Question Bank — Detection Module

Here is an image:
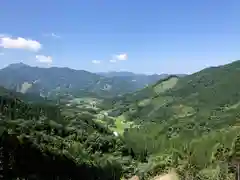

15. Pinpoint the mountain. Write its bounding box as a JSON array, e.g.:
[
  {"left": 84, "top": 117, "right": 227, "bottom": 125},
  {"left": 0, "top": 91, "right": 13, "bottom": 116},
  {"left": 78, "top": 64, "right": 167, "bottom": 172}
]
[
  {"left": 0, "top": 63, "right": 167, "bottom": 99},
  {"left": 98, "top": 71, "right": 185, "bottom": 78},
  {"left": 110, "top": 60, "right": 240, "bottom": 127},
  {"left": 0, "top": 85, "right": 52, "bottom": 104},
  {"left": 106, "top": 59, "right": 240, "bottom": 150},
  {"left": 98, "top": 71, "right": 186, "bottom": 90},
  {"left": 6, "top": 62, "right": 29, "bottom": 69},
  {"left": 97, "top": 71, "right": 141, "bottom": 77},
  {"left": 98, "top": 60, "right": 240, "bottom": 178},
  {"left": 2, "top": 60, "right": 240, "bottom": 179}
]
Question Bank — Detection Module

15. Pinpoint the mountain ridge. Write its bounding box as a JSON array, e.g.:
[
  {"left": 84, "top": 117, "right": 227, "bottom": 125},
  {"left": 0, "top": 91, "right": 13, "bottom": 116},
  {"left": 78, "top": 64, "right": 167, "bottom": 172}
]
[
  {"left": 1, "top": 60, "right": 240, "bottom": 179},
  {"left": 0, "top": 63, "right": 177, "bottom": 99},
  {"left": 109, "top": 59, "right": 240, "bottom": 135}
]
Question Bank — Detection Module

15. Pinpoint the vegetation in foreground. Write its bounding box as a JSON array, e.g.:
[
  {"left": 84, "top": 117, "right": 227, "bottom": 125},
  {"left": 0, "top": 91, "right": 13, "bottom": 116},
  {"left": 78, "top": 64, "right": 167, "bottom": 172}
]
[{"left": 1, "top": 60, "right": 240, "bottom": 179}]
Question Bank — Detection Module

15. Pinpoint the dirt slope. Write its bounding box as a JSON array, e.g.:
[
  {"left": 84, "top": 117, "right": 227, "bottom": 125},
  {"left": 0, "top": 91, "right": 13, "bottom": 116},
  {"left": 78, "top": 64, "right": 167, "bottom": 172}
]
[{"left": 151, "top": 170, "right": 179, "bottom": 180}]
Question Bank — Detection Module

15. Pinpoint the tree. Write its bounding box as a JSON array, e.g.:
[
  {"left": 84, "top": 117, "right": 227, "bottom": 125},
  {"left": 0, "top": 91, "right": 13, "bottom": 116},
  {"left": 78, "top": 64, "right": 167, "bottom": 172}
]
[{"left": 230, "top": 134, "right": 240, "bottom": 180}]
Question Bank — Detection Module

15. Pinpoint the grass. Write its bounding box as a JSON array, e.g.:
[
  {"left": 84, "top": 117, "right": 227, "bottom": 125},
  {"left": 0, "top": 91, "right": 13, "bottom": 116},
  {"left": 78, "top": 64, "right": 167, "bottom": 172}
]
[
  {"left": 95, "top": 114, "right": 136, "bottom": 135},
  {"left": 172, "top": 105, "right": 195, "bottom": 118},
  {"left": 138, "top": 98, "right": 151, "bottom": 107},
  {"left": 153, "top": 77, "right": 178, "bottom": 94},
  {"left": 108, "top": 116, "right": 131, "bottom": 135},
  {"left": 147, "top": 96, "right": 174, "bottom": 117},
  {"left": 151, "top": 96, "right": 173, "bottom": 107}
]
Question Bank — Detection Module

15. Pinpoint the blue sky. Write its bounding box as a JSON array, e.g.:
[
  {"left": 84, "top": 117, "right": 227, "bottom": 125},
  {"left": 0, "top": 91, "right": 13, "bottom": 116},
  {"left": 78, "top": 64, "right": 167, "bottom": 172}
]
[{"left": 0, "top": 0, "right": 240, "bottom": 74}]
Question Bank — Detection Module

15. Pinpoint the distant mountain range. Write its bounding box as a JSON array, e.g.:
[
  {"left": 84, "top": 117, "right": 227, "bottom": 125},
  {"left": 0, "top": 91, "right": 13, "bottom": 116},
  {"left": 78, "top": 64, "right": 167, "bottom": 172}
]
[
  {"left": 0, "top": 63, "right": 184, "bottom": 99},
  {"left": 98, "top": 71, "right": 186, "bottom": 88},
  {"left": 97, "top": 71, "right": 185, "bottom": 77},
  {"left": 97, "top": 71, "right": 165, "bottom": 77}
]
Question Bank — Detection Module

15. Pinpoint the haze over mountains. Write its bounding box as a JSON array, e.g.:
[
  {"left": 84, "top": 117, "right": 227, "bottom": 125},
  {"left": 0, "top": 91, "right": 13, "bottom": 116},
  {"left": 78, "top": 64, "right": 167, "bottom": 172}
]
[{"left": 0, "top": 63, "right": 183, "bottom": 99}]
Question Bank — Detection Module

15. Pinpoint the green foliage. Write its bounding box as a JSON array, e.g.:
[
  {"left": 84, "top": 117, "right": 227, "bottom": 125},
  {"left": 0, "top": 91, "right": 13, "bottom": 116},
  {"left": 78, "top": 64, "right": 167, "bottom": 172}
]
[
  {"left": 3, "top": 60, "right": 240, "bottom": 179},
  {"left": 0, "top": 63, "right": 169, "bottom": 99},
  {"left": 102, "top": 60, "right": 240, "bottom": 179},
  {"left": 0, "top": 92, "right": 134, "bottom": 179},
  {"left": 230, "top": 134, "right": 240, "bottom": 165}
]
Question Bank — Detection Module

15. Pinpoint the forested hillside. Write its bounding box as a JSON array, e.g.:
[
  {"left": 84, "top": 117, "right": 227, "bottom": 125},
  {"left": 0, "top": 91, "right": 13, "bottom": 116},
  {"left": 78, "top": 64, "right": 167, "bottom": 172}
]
[
  {"left": 100, "top": 60, "right": 240, "bottom": 179},
  {"left": 0, "top": 91, "right": 132, "bottom": 179},
  {"left": 0, "top": 63, "right": 167, "bottom": 99},
  {"left": 1, "top": 60, "right": 240, "bottom": 179}
]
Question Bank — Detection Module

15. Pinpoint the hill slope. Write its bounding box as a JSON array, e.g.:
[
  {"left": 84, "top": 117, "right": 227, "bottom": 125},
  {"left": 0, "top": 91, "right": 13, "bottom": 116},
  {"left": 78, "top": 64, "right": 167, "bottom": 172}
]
[
  {"left": 0, "top": 87, "right": 133, "bottom": 179},
  {"left": 2, "top": 60, "right": 240, "bottom": 179},
  {"left": 0, "top": 85, "right": 51, "bottom": 104},
  {"left": 112, "top": 60, "right": 240, "bottom": 128},
  {"left": 98, "top": 60, "right": 240, "bottom": 178},
  {"left": 0, "top": 63, "right": 168, "bottom": 99}
]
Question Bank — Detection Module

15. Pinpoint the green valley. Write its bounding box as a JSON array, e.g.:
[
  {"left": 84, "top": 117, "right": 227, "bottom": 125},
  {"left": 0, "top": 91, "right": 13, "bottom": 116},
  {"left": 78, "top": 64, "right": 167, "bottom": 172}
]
[{"left": 1, "top": 60, "right": 240, "bottom": 179}]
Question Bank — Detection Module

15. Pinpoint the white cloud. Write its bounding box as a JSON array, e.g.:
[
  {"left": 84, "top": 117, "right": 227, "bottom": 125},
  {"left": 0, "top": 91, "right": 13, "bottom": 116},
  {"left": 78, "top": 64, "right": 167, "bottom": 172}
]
[
  {"left": 36, "top": 55, "right": 53, "bottom": 64},
  {"left": 0, "top": 36, "right": 41, "bottom": 51},
  {"left": 51, "top": 33, "right": 60, "bottom": 38},
  {"left": 109, "top": 59, "right": 117, "bottom": 63},
  {"left": 92, "top": 60, "right": 101, "bottom": 64},
  {"left": 115, "top": 53, "right": 128, "bottom": 61},
  {"left": 43, "top": 33, "right": 60, "bottom": 38},
  {"left": 0, "top": 34, "right": 10, "bottom": 38}
]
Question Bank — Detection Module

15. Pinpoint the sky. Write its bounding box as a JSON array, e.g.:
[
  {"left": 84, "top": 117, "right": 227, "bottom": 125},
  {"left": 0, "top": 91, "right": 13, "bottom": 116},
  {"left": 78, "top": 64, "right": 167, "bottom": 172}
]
[{"left": 0, "top": 0, "right": 240, "bottom": 74}]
